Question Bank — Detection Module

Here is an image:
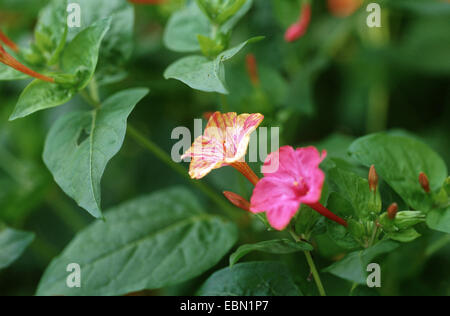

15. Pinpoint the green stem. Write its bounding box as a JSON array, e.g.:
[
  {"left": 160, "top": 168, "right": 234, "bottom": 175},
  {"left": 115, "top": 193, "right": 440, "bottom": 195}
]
[
  {"left": 289, "top": 228, "right": 326, "bottom": 297},
  {"left": 304, "top": 251, "right": 326, "bottom": 297},
  {"left": 126, "top": 125, "right": 239, "bottom": 220}
]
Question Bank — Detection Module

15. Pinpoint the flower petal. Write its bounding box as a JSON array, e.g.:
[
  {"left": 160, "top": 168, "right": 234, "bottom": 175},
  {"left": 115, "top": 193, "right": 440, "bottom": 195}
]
[
  {"left": 250, "top": 177, "right": 299, "bottom": 213},
  {"left": 295, "top": 147, "right": 327, "bottom": 204},
  {"left": 266, "top": 201, "right": 300, "bottom": 230},
  {"left": 182, "top": 136, "right": 224, "bottom": 179}
]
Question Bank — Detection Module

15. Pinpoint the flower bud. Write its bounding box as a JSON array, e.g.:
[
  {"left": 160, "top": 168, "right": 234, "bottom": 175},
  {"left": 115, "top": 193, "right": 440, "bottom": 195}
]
[
  {"left": 387, "top": 202, "right": 398, "bottom": 220},
  {"left": 285, "top": 3, "right": 311, "bottom": 42},
  {"left": 246, "top": 54, "right": 259, "bottom": 86},
  {"left": 368, "top": 164, "right": 378, "bottom": 193},
  {"left": 419, "top": 172, "right": 430, "bottom": 193},
  {"left": 394, "top": 211, "right": 426, "bottom": 230},
  {"left": 0, "top": 30, "right": 19, "bottom": 52},
  {"left": 223, "top": 191, "right": 250, "bottom": 211}
]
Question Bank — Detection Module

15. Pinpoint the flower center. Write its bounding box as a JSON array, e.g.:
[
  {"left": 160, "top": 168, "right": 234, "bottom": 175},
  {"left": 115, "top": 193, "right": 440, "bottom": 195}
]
[{"left": 293, "top": 177, "right": 309, "bottom": 195}]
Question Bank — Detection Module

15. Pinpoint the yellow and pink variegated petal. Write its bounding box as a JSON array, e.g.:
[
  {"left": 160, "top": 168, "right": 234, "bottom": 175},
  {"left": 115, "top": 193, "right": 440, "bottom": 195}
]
[
  {"left": 204, "top": 112, "right": 237, "bottom": 142},
  {"left": 182, "top": 136, "right": 225, "bottom": 179},
  {"left": 224, "top": 113, "right": 264, "bottom": 163}
]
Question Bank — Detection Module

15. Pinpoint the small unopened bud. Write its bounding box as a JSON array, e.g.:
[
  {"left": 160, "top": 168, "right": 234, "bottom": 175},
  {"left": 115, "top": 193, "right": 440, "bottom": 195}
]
[
  {"left": 387, "top": 203, "right": 398, "bottom": 220},
  {"left": 246, "top": 54, "right": 259, "bottom": 86},
  {"left": 223, "top": 191, "right": 250, "bottom": 212},
  {"left": 368, "top": 165, "right": 378, "bottom": 193},
  {"left": 419, "top": 172, "right": 430, "bottom": 193}
]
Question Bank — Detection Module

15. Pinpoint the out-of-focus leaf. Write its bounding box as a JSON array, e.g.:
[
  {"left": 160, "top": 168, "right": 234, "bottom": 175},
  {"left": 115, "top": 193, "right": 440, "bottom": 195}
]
[
  {"left": 229, "top": 239, "right": 313, "bottom": 267},
  {"left": 36, "top": 187, "right": 238, "bottom": 296},
  {"left": 198, "top": 262, "right": 302, "bottom": 296},
  {"left": 427, "top": 207, "right": 450, "bottom": 234},
  {"left": 0, "top": 224, "right": 34, "bottom": 270},
  {"left": 43, "top": 88, "right": 148, "bottom": 218}
]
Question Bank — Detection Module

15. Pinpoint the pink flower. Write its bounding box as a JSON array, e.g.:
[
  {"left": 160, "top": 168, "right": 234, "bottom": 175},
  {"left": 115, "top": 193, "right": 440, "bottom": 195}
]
[
  {"left": 284, "top": 3, "right": 311, "bottom": 42},
  {"left": 250, "top": 146, "right": 347, "bottom": 230}
]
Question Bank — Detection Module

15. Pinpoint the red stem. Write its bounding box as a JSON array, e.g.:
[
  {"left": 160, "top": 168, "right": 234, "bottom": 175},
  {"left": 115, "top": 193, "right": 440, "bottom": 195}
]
[{"left": 307, "top": 202, "right": 348, "bottom": 227}]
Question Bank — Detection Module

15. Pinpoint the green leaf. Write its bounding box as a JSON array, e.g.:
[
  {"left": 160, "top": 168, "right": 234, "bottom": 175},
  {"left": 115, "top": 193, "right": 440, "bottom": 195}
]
[
  {"left": 387, "top": 228, "right": 421, "bottom": 243},
  {"left": 198, "top": 262, "right": 302, "bottom": 296},
  {"left": 164, "top": 1, "right": 210, "bottom": 53},
  {"left": 326, "top": 193, "right": 361, "bottom": 250},
  {"left": 323, "top": 240, "right": 399, "bottom": 284},
  {"left": 36, "top": 187, "right": 238, "bottom": 296},
  {"left": 0, "top": 224, "right": 34, "bottom": 270},
  {"left": 43, "top": 88, "right": 148, "bottom": 218},
  {"left": 349, "top": 133, "right": 448, "bottom": 212},
  {"left": 9, "top": 18, "right": 112, "bottom": 120},
  {"left": 32, "top": 0, "right": 68, "bottom": 65},
  {"left": 328, "top": 167, "right": 382, "bottom": 219},
  {"left": 164, "top": 37, "right": 262, "bottom": 94},
  {"left": 0, "top": 63, "right": 29, "bottom": 81},
  {"left": 427, "top": 207, "right": 450, "bottom": 233},
  {"left": 229, "top": 239, "right": 313, "bottom": 267},
  {"left": 67, "top": 0, "right": 135, "bottom": 85}
]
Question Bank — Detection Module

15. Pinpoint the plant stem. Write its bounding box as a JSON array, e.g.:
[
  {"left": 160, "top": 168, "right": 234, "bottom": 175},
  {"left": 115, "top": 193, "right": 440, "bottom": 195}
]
[
  {"left": 126, "top": 125, "right": 240, "bottom": 220},
  {"left": 304, "top": 251, "right": 326, "bottom": 297},
  {"left": 289, "top": 228, "right": 326, "bottom": 297}
]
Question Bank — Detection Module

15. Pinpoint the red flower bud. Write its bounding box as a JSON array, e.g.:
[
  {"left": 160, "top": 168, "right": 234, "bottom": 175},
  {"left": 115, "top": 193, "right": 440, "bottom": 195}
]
[
  {"left": 419, "top": 172, "right": 430, "bottom": 193},
  {"left": 223, "top": 191, "right": 250, "bottom": 212},
  {"left": 0, "top": 30, "right": 19, "bottom": 52},
  {"left": 368, "top": 164, "right": 378, "bottom": 193},
  {"left": 245, "top": 54, "right": 259, "bottom": 86},
  {"left": 284, "top": 3, "right": 311, "bottom": 43},
  {"left": 327, "top": 0, "right": 362, "bottom": 17},
  {"left": 387, "top": 203, "right": 398, "bottom": 220}
]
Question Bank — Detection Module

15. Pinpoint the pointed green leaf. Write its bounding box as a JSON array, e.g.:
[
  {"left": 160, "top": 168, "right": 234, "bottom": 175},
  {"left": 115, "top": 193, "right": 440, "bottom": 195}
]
[
  {"left": 164, "top": 37, "right": 262, "bottom": 94},
  {"left": 9, "top": 18, "right": 111, "bottom": 120},
  {"left": 36, "top": 187, "right": 238, "bottom": 296},
  {"left": 43, "top": 88, "right": 148, "bottom": 218},
  {"left": 0, "top": 224, "right": 34, "bottom": 270},
  {"left": 229, "top": 239, "right": 313, "bottom": 267},
  {"left": 198, "top": 262, "right": 302, "bottom": 296}
]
